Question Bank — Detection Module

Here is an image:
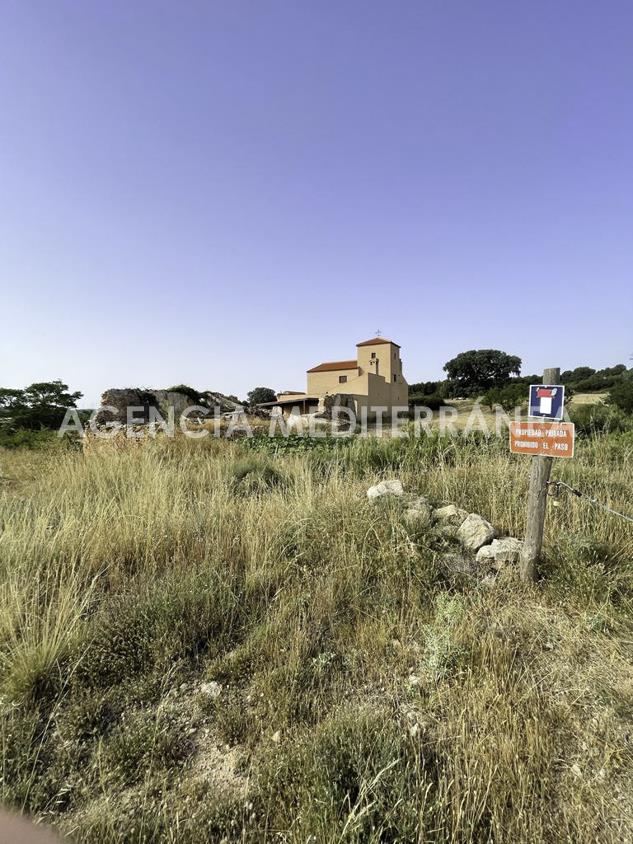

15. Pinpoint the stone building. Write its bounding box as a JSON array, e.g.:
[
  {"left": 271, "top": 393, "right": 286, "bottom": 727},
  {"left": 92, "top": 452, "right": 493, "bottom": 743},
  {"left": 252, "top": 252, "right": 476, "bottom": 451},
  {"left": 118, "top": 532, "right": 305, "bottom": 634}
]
[{"left": 262, "top": 337, "right": 408, "bottom": 419}]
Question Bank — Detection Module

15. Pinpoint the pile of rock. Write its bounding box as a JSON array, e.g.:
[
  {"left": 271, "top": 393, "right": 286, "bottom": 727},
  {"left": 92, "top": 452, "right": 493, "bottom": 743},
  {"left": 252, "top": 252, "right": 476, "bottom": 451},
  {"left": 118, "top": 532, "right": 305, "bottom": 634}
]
[
  {"left": 93, "top": 388, "right": 243, "bottom": 427},
  {"left": 366, "top": 479, "right": 523, "bottom": 575}
]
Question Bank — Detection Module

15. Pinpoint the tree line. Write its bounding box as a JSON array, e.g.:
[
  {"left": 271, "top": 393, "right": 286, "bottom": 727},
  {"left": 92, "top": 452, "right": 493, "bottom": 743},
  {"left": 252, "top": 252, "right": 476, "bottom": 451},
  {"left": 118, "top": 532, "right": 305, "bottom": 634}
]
[
  {"left": 409, "top": 349, "right": 633, "bottom": 414},
  {"left": 2, "top": 351, "right": 632, "bottom": 448}
]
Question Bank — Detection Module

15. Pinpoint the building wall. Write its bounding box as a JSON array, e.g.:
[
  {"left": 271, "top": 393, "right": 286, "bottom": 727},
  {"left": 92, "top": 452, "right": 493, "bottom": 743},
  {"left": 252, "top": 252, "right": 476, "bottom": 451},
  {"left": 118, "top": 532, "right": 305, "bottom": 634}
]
[
  {"left": 278, "top": 399, "right": 318, "bottom": 417},
  {"left": 356, "top": 341, "right": 408, "bottom": 410},
  {"left": 277, "top": 391, "right": 308, "bottom": 401},
  {"left": 304, "top": 341, "right": 408, "bottom": 418},
  {"left": 306, "top": 367, "right": 361, "bottom": 397}
]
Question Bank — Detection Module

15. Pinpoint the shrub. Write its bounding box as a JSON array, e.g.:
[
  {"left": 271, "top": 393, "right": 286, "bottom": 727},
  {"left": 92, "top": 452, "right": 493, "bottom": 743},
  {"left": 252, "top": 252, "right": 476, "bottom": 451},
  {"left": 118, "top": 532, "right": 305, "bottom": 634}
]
[
  {"left": 482, "top": 383, "right": 528, "bottom": 411},
  {"left": 607, "top": 377, "right": 633, "bottom": 414},
  {"left": 408, "top": 380, "right": 441, "bottom": 395},
  {"left": 568, "top": 404, "right": 633, "bottom": 436},
  {"left": 0, "top": 428, "right": 61, "bottom": 450},
  {"left": 409, "top": 392, "right": 445, "bottom": 410}
]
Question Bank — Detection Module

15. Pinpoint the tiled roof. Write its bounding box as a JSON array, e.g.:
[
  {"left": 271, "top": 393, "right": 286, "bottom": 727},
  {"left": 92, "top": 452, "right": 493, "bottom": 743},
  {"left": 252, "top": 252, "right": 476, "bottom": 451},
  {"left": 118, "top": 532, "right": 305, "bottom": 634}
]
[
  {"left": 258, "top": 395, "right": 318, "bottom": 406},
  {"left": 356, "top": 337, "right": 399, "bottom": 347},
  {"left": 307, "top": 359, "right": 359, "bottom": 373}
]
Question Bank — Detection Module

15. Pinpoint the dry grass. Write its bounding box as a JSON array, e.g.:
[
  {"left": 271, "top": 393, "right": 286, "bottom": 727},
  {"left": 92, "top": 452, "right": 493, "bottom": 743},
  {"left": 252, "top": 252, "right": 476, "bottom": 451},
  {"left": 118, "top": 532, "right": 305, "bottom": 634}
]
[
  {"left": 0, "top": 432, "right": 632, "bottom": 842},
  {"left": 571, "top": 392, "right": 608, "bottom": 405}
]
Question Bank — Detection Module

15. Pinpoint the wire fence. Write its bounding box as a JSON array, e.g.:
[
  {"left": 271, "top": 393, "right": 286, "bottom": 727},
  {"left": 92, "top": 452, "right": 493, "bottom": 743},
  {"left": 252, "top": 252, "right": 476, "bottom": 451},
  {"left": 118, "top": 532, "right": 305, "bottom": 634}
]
[{"left": 546, "top": 479, "right": 633, "bottom": 525}]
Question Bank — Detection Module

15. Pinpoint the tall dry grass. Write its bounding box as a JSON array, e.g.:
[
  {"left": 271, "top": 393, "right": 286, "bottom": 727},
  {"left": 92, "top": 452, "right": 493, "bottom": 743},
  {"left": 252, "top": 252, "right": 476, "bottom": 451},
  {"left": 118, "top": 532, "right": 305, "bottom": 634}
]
[{"left": 0, "top": 432, "right": 632, "bottom": 842}]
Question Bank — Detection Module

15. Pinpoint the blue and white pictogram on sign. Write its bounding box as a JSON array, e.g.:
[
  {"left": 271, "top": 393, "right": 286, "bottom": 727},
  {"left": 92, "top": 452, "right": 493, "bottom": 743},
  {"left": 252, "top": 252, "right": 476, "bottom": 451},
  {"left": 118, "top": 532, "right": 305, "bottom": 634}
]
[{"left": 528, "top": 385, "right": 565, "bottom": 421}]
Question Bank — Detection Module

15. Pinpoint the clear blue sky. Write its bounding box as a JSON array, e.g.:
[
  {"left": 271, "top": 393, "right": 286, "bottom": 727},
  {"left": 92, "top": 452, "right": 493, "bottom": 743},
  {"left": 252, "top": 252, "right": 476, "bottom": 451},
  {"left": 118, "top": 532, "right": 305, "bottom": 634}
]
[{"left": 1, "top": 1, "right": 632, "bottom": 405}]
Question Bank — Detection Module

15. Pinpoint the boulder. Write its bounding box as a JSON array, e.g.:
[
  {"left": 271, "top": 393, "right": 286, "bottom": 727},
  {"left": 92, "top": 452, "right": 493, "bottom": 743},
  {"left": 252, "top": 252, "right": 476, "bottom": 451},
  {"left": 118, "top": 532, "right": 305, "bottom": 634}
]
[
  {"left": 476, "top": 537, "right": 523, "bottom": 570},
  {"left": 367, "top": 480, "right": 404, "bottom": 500},
  {"left": 433, "top": 504, "right": 468, "bottom": 527},
  {"left": 404, "top": 497, "right": 433, "bottom": 527},
  {"left": 457, "top": 513, "right": 495, "bottom": 551}
]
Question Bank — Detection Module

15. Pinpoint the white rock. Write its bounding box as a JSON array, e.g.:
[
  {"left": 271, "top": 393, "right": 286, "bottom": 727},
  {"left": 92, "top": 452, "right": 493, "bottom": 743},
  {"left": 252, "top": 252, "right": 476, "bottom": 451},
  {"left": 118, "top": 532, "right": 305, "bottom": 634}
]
[
  {"left": 367, "top": 479, "right": 404, "bottom": 500},
  {"left": 404, "top": 499, "right": 433, "bottom": 527},
  {"left": 457, "top": 513, "right": 495, "bottom": 551},
  {"left": 433, "top": 504, "right": 468, "bottom": 526},
  {"left": 200, "top": 680, "right": 222, "bottom": 699},
  {"left": 476, "top": 537, "right": 522, "bottom": 569}
]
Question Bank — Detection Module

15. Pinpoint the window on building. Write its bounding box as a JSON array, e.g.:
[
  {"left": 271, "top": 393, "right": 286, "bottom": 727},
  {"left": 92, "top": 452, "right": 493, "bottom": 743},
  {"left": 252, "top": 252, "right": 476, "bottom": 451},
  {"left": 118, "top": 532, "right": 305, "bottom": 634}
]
[
  {"left": 339, "top": 375, "right": 347, "bottom": 383},
  {"left": 393, "top": 374, "right": 397, "bottom": 382},
  {"left": 371, "top": 352, "right": 376, "bottom": 359}
]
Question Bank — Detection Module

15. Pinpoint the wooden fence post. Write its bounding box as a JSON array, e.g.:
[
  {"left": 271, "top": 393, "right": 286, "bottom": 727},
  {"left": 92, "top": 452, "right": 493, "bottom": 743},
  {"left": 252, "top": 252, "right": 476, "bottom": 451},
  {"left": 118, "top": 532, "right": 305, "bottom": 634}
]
[{"left": 519, "top": 367, "right": 561, "bottom": 582}]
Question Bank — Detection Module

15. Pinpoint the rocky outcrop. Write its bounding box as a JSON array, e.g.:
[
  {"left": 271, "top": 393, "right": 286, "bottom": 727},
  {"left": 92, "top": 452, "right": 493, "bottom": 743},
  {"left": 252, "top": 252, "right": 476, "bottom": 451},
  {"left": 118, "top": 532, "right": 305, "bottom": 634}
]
[
  {"left": 457, "top": 514, "right": 496, "bottom": 552},
  {"left": 93, "top": 388, "right": 243, "bottom": 426}
]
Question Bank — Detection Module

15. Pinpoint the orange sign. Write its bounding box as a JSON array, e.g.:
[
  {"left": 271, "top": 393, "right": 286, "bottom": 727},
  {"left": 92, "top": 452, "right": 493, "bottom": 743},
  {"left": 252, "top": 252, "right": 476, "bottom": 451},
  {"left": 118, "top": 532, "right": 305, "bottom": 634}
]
[{"left": 509, "top": 421, "right": 575, "bottom": 459}]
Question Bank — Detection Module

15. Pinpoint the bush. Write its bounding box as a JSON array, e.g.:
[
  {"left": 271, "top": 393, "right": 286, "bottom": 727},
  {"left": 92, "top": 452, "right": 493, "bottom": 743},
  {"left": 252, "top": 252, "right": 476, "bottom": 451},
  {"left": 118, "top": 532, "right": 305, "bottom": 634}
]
[
  {"left": 607, "top": 377, "right": 633, "bottom": 415},
  {"left": 0, "top": 428, "right": 61, "bottom": 450},
  {"left": 568, "top": 404, "right": 633, "bottom": 436},
  {"left": 408, "top": 380, "right": 441, "bottom": 395},
  {"left": 409, "top": 392, "right": 445, "bottom": 410},
  {"left": 482, "top": 383, "right": 528, "bottom": 411},
  {"left": 573, "top": 374, "right": 622, "bottom": 392}
]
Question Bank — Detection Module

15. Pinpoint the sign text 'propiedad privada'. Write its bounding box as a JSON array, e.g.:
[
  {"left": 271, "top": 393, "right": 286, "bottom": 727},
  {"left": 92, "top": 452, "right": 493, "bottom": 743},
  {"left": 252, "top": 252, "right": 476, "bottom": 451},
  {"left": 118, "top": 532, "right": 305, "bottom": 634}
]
[{"left": 509, "top": 421, "right": 575, "bottom": 459}]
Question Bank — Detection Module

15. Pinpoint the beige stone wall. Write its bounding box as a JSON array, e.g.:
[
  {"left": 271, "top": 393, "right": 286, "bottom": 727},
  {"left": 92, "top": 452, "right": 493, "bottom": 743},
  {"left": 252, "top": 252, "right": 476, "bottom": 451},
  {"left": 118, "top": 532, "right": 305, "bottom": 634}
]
[
  {"left": 306, "top": 367, "right": 361, "bottom": 396},
  {"left": 303, "top": 341, "right": 408, "bottom": 418},
  {"left": 358, "top": 344, "right": 393, "bottom": 383}
]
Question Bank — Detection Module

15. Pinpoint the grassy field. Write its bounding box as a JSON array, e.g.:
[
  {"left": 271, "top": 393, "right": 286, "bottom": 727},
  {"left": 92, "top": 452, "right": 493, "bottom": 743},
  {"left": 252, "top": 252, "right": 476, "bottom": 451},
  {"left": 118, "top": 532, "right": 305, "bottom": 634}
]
[{"left": 1, "top": 431, "right": 632, "bottom": 842}]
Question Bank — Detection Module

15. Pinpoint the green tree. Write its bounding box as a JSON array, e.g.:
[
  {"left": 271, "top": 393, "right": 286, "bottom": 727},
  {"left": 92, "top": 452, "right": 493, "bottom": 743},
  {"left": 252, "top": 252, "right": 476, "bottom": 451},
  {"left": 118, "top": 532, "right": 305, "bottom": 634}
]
[
  {"left": 607, "top": 375, "right": 633, "bottom": 415},
  {"left": 0, "top": 381, "right": 82, "bottom": 430},
  {"left": 482, "top": 382, "right": 528, "bottom": 412},
  {"left": 561, "top": 366, "right": 596, "bottom": 384},
  {"left": 443, "top": 350, "right": 521, "bottom": 396},
  {"left": 408, "top": 380, "right": 440, "bottom": 396},
  {"left": 247, "top": 387, "right": 277, "bottom": 407}
]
